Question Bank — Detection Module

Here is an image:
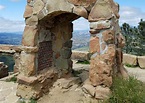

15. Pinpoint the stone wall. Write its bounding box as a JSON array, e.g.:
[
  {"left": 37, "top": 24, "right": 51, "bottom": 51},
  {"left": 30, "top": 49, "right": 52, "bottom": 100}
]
[{"left": 123, "top": 54, "right": 145, "bottom": 69}]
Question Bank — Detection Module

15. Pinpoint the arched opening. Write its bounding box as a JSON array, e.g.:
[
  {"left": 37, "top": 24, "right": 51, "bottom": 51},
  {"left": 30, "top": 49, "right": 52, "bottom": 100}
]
[
  {"left": 18, "top": 0, "right": 123, "bottom": 100},
  {"left": 37, "top": 12, "right": 85, "bottom": 77}
]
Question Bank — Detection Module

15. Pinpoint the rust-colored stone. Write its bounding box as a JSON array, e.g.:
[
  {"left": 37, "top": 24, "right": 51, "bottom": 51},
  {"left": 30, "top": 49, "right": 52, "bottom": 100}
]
[
  {"left": 73, "top": 6, "right": 88, "bottom": 19},
  {"left": 22, "top": 25, "right": 38, "bottom": 47},
  {"left": 23, "top": 5, "right": 33, "bottom": 18},
  {"left": 89, "top": 36, "right": 100, "bottom": 53},
  {"left": 88, "top": 0, "right": 113, "bottom": 22},
  {"left": 102, "top": 30, "right": 115, "bottom": 44}
]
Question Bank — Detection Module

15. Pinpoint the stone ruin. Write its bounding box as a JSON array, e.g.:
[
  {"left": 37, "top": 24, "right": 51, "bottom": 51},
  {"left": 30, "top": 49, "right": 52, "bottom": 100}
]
[{"left": 0, "top": 0, "right": 128, "bottom": 100}]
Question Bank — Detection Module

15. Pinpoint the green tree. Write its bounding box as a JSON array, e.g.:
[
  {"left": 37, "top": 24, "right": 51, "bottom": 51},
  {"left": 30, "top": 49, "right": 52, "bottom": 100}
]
[{"left": 121, "top": 19, "right": 145, "bottom": 56}]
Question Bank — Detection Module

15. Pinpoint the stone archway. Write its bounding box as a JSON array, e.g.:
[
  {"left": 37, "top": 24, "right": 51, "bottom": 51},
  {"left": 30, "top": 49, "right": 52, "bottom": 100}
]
[{"left": 17, "top": 0, "right": 127, "bottom": 100}]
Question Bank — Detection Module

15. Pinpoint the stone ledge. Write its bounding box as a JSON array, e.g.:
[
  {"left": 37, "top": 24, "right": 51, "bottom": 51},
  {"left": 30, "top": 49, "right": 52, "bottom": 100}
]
[
  {"left": 0, "top": 44, "right": 38, "bottom": 53},
  {"left": 71, "top": 50, "right": 90, "bottom": 60},
  {"left": 123, "top": 54, "right": 145, "bottom": 69},
  {"left": 17, "top": 75, "right": 38, "bottom": 85}
]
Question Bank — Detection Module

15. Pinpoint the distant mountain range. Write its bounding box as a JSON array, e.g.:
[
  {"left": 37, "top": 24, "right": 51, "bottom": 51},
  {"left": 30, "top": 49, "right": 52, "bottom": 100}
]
[{"left": 0, "top": 30, "right": 90, "bottom": 50}]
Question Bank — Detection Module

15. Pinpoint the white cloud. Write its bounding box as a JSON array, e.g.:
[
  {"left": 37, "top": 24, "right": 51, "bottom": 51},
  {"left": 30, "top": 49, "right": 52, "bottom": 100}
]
[
  {"left": 119, "top": 6, "right": 145, "bottom": 26},
  {"left": 10, "top": 0, "right": 20, "bottom": 2},
  {"left": 0, "top": 17, "right": 25, "bottom": 32},
  {"left": 0, "top": 5, "right": 5, "bottom": 10},
  {"left": 73, "top": 17, "right": 89, "bottom": 30}
]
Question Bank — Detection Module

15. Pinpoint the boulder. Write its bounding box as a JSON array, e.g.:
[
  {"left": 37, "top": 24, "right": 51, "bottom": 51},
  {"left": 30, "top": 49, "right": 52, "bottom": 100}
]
[
  {"left": 0, "top": 62, "right": 8, "bottom": 78},
  {"left": 138, "top": 56, "right": 145, "bottom": 69},
  {"left": 123, "top": 54, "right": 137, "bottom": 66}
]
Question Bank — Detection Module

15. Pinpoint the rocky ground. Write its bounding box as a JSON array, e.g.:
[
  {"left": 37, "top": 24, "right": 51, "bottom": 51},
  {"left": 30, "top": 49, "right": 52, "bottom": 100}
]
[{"left": 0, "top": 62, "right": 145, "bottom": 103}]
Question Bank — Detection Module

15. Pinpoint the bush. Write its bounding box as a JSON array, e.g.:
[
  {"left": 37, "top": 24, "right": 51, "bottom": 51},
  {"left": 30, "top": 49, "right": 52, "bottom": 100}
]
[
  {"left": 6, "top": 75, "right": 17, "bottom": 83},
  {"left": 107, "top": 77, "right": 145, "bottom": 103},
  {"left": 76, "top": 60, "right": 90, "bottom": 64}
]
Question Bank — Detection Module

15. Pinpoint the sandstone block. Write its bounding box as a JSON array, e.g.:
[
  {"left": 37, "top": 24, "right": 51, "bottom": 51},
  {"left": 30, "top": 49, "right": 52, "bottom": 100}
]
[
  {"left": 67, "top": 0, "right": 96, "bottom": 10},
  {"left": 90, "top": 20, "right": 111, "bottom": 31},
  {"left": 123, "top": 54, "right": 137, "bottom": 66},
  {"left": 33, "top": 0, "right": 44, "bottom": 14},
  {"left": 89, "top": 36, "right": 100, "bottom": 53},
  {"left": 19, "top": 51, "right": 36, "bottom": 76},
  {"left": 88, "top": 0, "right": 113, "bottom": 22},
  {"left": 95, "top": 86, "right": 111, "bottom": 100},
  {"left": 23, "top": 5, "right": 33, "bottom": 18},
  {"left": 138, "top": 56, "right": 145, "bottom": 69},
  {"left": 17, "top": 75, "right": 37, "bottom": 85},
  {"left": 82, "top": 79, "right": 95, "bottom": 97},
  {"left": 45, "top": 0, "right": 74, "bottom": 17},
  {"left": 73, "top": 6, "right": 88, "bottom": 18},
  {"left": 71, "top": 50, "right": 89, "bottom": 60},
  {"left": 22, "top": 26, "right": 38, "bottom": 47},
  {"left": 25, "top": 15, "right": 38, "bottom": 26},
  {"left": 102, "top": 30, "right": 115, "bottom": 44}
]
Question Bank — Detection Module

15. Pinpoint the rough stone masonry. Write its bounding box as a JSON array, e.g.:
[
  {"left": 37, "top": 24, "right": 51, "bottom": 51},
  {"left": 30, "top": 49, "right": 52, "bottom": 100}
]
[{"left": 16, "top": 0, "right": 128, "bottom": 100}]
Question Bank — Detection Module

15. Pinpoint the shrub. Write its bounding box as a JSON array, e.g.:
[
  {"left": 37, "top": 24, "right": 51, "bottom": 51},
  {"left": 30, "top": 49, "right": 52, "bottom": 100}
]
[
  {"left": 6, "top": 75, "right": 17, "bottom": 83},
  {"left": 107, "top": 76, "right": 145, "bottom": 103},
  {"left": 76, "top": 60, "right": 90, "bottom": 64}
]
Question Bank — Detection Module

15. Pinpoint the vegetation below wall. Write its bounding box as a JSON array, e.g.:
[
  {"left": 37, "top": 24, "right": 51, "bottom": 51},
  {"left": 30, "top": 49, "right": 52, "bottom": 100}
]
[{"left": 106, "top": 77, "right": 145, "bottom": 103}]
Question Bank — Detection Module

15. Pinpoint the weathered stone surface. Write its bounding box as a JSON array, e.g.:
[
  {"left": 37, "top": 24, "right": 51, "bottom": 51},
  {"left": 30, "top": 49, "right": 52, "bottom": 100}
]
[
  {"left": 95, "top": 86, "right": 110, "bottom": 100},
  {"left": 117, "top": 33, "right": 125, "bottom": 48},
  {"left": 19, "top": 51, "right": 36, "bottom": 76},
  {"left": 88, "top": 0, "right": 113, "bottom": 22},
  {"left": 73, "top": 6, "right": 88, "bottom": 18},
  {"left": 71, "top": 50, "right": 89, "bottom": 60},
  {"left": 102, "top": 30, "right": 115, "bottom": 44},
  {"left": 67, "top": 0, "right": 96, "bottom": 9},
  {"left": 89, "top": 59, "right": 112, "bottom": 87},
  {"left": 17, "top": 84, "right": 37, "bottom": 99},
  {"left": 63, "top": 40, "right": 72, "bottom": 48},
  {"left": 82, "top": 79, "right": 95, "bottom": 97},
  {"left": 90, "top": 20, "right": 111, "bottom": 32},
  {"left": 61, "top": 48, "right": 72, "bottom": 59},
  {"left": 23, "top": 5, "right": 33, "bottom": 18},
  {"left": 0, "top": 62, "right": 8, "bottom": 78},
  {"left": 17, "top": 75, "right": 37, "bottom": 85},
  {"left": 90, "top": 36, "right": 100, "bottom": 53},
  {"left": 22, "top": 26, "right": 38, "bottom": 47},
  {"left": 53, "top": 77, "right": 81, "bottom": 89},
  {"left": 27, "top": 0, "right": 31, "bottom": 3},
  {"left": 13, "top": 53, "right": 20, "bottom": 73},
  {"left": 25, "top": 15, "right": 38, "bottom": 26},
  {"left": 123, "top": 54, "right": 137, "bottom": 66},
  {"left": 45, "top": 0, "right": 74, "bottom": 17},
  {"left": 33, "top": 0, "right": 44, "bottom": 14},
  {"left": 138, "top": 56, "right": 145, "bottom": 69}
]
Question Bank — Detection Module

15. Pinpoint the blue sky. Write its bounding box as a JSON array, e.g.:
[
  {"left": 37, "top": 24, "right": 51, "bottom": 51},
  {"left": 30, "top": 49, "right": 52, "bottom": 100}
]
[{"left": 0, "top": 0, "right": 145, "bottom": 32}]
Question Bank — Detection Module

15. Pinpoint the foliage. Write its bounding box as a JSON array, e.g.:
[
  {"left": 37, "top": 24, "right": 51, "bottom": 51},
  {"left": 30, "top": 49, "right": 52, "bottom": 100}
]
[
  {"left": 125, "top": 63, "right": 137, "bottom": 68},
  {"left": 29, "top": 98, "right": 37, "bottom": 103},
  {"left": 76, "top": 60, "right": 90, "bottom": 64},
  {"left": 6, "top": 75, "right": 17, "bottom": 83},
  {"left": 121, "top": 19, "right": 145, "bottom": 56},
  {"left": 106, "top": 77, "right": 145, "bottom": 103}
]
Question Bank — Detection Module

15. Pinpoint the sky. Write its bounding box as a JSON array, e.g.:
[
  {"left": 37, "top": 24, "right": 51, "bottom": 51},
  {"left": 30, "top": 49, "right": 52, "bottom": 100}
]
[{"left": 0, "top": 0, "right": 145, "bottom": 32}]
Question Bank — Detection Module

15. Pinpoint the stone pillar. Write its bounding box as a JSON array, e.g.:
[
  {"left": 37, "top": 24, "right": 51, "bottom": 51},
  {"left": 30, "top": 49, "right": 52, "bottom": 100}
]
[{"left": 83, "top": 0, "right": 125, "bottom": 100}]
